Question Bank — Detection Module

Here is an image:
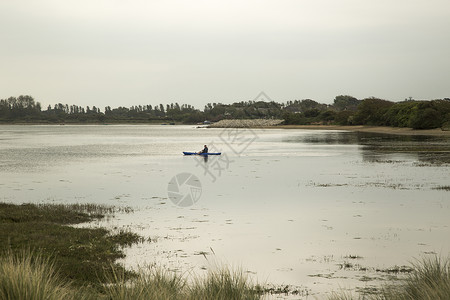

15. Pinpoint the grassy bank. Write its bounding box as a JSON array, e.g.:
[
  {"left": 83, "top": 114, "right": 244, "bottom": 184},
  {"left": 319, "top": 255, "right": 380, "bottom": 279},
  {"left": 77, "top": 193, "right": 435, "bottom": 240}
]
[{"left": 0, "top": 202, "right": 140, "bottom": 286}]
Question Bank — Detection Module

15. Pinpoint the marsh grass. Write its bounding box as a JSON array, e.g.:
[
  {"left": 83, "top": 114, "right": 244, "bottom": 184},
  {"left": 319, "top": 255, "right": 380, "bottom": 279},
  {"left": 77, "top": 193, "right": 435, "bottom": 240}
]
[
  {"left": 187, "top": 267, "right": 262, "bottom": 300},
  {"left": 0, "top": 202, "right": 132, "bottom": 224},
  {"left": 328, "top": 289, "right": 360, "bottom": 300},
  {"left": 102, "top": 265, "right": 261, "bottom": 300},
  {"left": 103, "top": 266, "right": 186, "bottom": 300}
]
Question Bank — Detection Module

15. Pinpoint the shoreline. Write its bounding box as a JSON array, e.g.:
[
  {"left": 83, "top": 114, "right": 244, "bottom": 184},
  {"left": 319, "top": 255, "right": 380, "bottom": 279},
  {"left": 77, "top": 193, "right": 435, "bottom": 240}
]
[
  {"left": 271, "top": 125, "right": 450, "bottom": 136},
  {"left": 1, "top": 122, "right": 450, "bottom": 137}
]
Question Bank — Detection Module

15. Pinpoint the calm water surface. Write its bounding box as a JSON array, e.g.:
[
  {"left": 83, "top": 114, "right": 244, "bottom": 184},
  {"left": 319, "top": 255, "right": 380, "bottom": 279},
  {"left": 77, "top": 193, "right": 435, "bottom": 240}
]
[{"left": 1, "top": 125, "right": 449, "bottom": 298}]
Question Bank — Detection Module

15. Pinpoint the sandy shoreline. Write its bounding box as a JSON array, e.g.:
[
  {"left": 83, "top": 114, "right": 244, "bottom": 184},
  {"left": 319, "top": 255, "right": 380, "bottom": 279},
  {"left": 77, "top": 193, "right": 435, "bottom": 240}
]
[
  {"left": 271, "top": 125, "right": 450, "bottom": 136},
  {"left": 1, "top": 122, "right": 449, "bottom": 137},
  {"left": 208, "top": 119, "right": 450, "bottom": 136}
]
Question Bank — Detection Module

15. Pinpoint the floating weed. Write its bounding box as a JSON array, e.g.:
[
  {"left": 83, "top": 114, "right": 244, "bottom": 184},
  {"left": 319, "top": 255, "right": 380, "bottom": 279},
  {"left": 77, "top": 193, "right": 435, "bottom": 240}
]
[
  {"left": 375, "top": 265, "right": 413, "bottom": 274},
  {"left": 262, "top": 284, "right": 310, "bottom": 297},
  {"left": 432, "top": 185, "right": 450, "bottom": 191},
  {"left": 344, "top": 255, "right": 363, "bottom": 259}
]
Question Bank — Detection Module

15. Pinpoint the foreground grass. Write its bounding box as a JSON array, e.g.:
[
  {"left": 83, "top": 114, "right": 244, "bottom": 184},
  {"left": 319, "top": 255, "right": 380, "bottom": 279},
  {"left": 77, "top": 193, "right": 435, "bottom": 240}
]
[
  {"left": 0, "top": 202, "right": 261, "bottom": 299},
  {"left": 3, "top": 249, "right": 448, "bottom": 300},
  {"left": 0, "top": 250, "right": 260, "bottom": 300},
  {"left": 0, "top": 250, "right": 95, "bottom": 300},
  {"left": 0, "top": 202, "right": 140, "bottom": 286}
]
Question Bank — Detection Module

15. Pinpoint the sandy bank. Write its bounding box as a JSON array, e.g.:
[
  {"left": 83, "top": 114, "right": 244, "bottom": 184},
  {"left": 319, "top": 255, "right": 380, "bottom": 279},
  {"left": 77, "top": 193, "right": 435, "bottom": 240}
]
[
  {"left": 208, "top": 119, "right": 450, "bottom": 136},
  {"left": 273, "top": 125, "right": 450, "bottom": 136},
  {"left": 208, "top": 119, "right": 284, "bottom": 128}
]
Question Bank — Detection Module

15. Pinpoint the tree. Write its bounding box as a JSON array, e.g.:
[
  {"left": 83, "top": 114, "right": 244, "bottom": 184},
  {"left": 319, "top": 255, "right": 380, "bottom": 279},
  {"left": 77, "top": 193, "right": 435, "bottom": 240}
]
[
  {"left": 333, "top": 95, "right": 360, "bottom": 111},
  {"left": 353, "top": 98, "right": 394, "bottom": 125},
  {"left": 408, "top": 102, "right": 444, "bottom": 129}
]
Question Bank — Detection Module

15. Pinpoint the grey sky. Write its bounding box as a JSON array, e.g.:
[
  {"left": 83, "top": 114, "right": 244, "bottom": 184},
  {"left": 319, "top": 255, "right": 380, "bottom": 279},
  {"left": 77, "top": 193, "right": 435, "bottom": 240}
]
[{"left": 1, "top": 0, "right": 449, "bottom": 110}]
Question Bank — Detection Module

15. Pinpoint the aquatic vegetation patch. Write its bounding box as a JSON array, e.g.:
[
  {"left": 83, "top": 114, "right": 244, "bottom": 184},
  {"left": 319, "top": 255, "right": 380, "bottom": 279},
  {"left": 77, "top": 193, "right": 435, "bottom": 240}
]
[
  {"left": 262, "top": 284, "right": 310, "bottom": 297},
  {"left": 328, "top": 255, "right": 450, "bottom": 300}
]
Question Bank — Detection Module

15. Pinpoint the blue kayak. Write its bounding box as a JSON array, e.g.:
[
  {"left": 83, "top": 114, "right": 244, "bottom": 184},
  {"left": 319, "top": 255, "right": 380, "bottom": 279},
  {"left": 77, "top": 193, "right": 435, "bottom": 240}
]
[{"left": 183, "top": 152, "right": 221, "bottom": 156}]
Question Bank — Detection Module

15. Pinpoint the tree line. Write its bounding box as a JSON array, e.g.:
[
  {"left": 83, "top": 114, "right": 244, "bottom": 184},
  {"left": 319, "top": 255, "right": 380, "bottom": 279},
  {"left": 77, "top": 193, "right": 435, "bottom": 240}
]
[{"left": 1, "top": 95, "right": 449, "bottom": 129}]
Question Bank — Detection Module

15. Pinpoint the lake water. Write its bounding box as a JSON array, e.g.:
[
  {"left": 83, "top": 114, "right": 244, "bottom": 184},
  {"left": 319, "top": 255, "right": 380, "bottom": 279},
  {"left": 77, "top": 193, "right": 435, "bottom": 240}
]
[{"left": 1, "top": 125, "right": 449, "bottom": 298}]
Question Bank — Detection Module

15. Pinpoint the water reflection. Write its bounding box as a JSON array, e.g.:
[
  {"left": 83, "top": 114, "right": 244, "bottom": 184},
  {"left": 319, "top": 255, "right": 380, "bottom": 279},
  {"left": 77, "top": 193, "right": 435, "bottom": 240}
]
[
  {"left": 284, "top": 131, "right": 449, "bottom": 146},
  {"left": 358, "top": 133, "right": 450, "bottom": 164},
  {"left": 283, "top": 131, "right": 450, "bottom": 164},
  {"left": 282, "top": 132, "right": 358, "bottom": 145}
]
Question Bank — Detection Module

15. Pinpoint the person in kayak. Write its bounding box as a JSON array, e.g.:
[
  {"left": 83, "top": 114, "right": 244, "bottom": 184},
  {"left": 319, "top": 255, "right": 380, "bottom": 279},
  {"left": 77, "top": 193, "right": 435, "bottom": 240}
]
[{"left": 198, "top": 145, "right": 208, "bottom": 154}]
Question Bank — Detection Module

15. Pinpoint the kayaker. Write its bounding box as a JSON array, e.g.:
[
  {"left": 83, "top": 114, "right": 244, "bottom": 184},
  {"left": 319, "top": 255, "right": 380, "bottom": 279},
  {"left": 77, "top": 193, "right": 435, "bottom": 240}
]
[{"left": 198, "top": 145, "right": 208, "bottom": 154}]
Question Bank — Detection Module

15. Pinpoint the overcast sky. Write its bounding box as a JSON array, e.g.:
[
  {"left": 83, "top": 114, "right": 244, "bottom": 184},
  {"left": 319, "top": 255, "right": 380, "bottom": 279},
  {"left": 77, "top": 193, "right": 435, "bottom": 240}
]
[{"left": 1, "top": 0, "right": 449, "bottom": 110}]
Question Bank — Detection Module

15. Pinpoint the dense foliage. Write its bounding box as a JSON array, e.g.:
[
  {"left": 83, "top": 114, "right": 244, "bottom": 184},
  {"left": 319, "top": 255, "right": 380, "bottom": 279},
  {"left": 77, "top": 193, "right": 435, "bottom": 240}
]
[{"left": 1, "top": 95, "right": 449, "bottom": 129}]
